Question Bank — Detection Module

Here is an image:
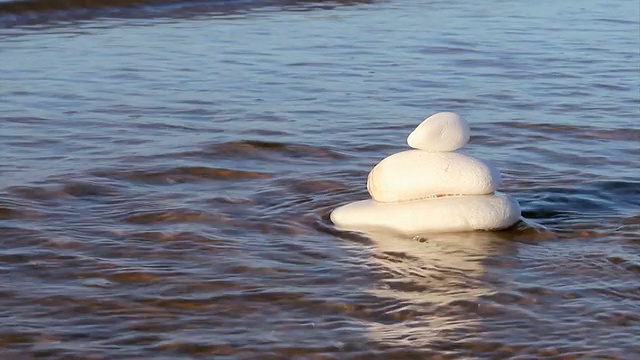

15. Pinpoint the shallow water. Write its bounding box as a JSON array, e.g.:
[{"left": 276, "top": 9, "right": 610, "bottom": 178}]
[{"left": 1, "top": 0, "right": 639, "bottom": 358}]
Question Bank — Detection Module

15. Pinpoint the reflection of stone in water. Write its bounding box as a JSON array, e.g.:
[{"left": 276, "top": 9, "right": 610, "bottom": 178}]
[{"left": 362, "top": 230, "right": 517, "bottom": 349}]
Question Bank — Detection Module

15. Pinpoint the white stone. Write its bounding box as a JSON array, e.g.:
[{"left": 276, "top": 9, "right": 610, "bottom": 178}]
[
  {"left": 407, "top": 112, "right": 470, "bottom": 151},
  {"left": 330, "top": 193, "right": 521, "bottom": 235},
  {"left": 367, "top": 150, "right": 501, "bottom": 202}
]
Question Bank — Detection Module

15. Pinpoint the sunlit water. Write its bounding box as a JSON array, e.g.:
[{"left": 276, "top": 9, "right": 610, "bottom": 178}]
[{"left": 1, "top": 0, "right": 639, "bottom": 358}]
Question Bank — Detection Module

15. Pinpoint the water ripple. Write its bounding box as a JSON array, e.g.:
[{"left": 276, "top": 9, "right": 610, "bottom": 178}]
[{"left": 0, "top": 0, "right": 639, "bottom": 358}]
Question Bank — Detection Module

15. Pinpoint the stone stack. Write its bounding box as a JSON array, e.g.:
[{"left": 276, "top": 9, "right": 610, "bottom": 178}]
[{"left": 331, "top": 112, "right": 520, "bottom": 235}]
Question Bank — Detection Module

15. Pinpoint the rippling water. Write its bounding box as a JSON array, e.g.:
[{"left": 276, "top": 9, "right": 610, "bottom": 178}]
[{"left": 1, "top": 0, "right": 639, "bottom": 358}]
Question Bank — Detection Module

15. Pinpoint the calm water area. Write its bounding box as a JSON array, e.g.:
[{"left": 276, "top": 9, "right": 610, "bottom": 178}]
[{"left": 1, "top": 0, "right": 639, "bottom": 358}]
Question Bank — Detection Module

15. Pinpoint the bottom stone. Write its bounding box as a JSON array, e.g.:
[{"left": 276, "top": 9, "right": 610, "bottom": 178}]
[{"left": 330, "top": 193, "right": 521, "bottom": 235}]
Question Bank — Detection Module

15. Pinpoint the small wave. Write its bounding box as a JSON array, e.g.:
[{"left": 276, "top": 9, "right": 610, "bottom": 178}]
[
  {"left": 283, "top": 178, "right": 347, "bottom": 194},
  {"left": 496, "top": 121, "right": 640, "bottom": 142},
  {"left": 196, "top": 140, "right": 346, "bottom": 161},
  {"left": 0, "top": 0, "right": 374, "bottom": 26},
  {"left": 588, "top": 180, "right": 640, "bottom": 206},
  {"left": 314, "top": 217, "right": 374, "bottom": 245},
  {"left": 0, "top": 205, "right": 35, "bottom": 220},
  {"left": 122, "top": 208, "right": 229, "bottom": 224},
  {"left": 0, "top": 0, "right": 260, "bottom": 14},
  {"left": 8, "top": 185, "right": 66, "bottom": 201},
  {"left": 606, "top": 256, "right": 640, "bottom": 275},
  {"left": 0, "top": 198, "right": 43, "bottom": 220},
  {"left": 92, "top": 166, "right": 270, "bottom": 185},
  {"left": 62, "top": 181, "right": 121, "bottom": 198},
  {"left": 127, "top": 230, "right": 213, "bottom": 243},
  {"left": 0, "top": 0, "right": 168, "bottom": 14}
]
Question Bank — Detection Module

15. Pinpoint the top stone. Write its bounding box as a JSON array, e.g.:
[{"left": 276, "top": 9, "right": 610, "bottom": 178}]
[{"left": 407, "top": 112, "right": 470, "bottom": 152}]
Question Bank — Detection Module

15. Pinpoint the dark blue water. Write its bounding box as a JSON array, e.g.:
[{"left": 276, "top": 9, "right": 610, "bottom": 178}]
[{"left": 1, "top": 0, "right": 639, "bottom": 358}]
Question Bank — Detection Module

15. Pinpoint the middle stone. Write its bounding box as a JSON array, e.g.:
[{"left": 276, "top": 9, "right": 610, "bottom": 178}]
[{"left": 367, "top": 150, "right": 502, "bottom": 202}]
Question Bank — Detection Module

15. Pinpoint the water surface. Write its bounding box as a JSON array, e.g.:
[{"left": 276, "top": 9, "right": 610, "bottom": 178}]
[{"left": 1, "top": 0, "right": 639, "bottom": 358}]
